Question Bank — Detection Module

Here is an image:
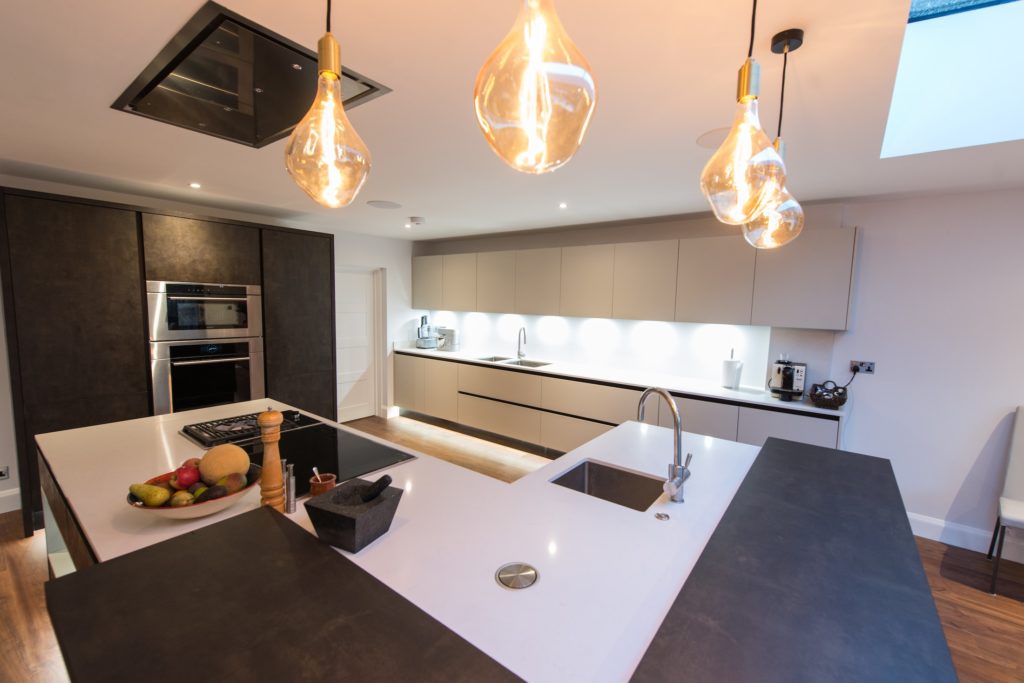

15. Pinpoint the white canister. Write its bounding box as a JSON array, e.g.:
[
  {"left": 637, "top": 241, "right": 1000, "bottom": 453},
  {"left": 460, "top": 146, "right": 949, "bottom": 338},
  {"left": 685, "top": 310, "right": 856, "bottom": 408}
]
[{"left": 721, "top": 359, "right": 743, "bottom": 390}]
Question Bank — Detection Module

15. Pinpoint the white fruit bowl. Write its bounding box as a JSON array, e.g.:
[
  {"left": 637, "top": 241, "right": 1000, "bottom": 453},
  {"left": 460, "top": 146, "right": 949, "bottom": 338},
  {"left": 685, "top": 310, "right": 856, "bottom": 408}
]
[{"left": 126, "top": 464, "right": 262, "bottom": 520}]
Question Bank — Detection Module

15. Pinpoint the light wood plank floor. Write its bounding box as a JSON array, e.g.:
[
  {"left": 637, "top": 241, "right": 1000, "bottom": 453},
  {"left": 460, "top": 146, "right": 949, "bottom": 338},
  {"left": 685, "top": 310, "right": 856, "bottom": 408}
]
[{"left": 2, "top": 415, "right": 1023, "bottom": 682}]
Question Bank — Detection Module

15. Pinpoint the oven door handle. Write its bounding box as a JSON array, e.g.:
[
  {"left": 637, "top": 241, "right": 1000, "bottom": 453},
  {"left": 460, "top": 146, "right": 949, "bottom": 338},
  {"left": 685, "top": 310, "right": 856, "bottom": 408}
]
[
  {"left": 166, "top": 296, "right": 249, "bottom": 302},
  {"left": 171, "top": 356, "right": 250, "bottom": 367}
]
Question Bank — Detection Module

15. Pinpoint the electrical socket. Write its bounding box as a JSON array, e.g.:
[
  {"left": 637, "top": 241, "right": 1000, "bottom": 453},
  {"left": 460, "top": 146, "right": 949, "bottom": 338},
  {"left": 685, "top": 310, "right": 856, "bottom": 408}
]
[
  {"left": 850, "top": 361, "right": 875, "bottom": 375},
  {"left": 0, "top": 466, "right": 8, "bottom": 481}
]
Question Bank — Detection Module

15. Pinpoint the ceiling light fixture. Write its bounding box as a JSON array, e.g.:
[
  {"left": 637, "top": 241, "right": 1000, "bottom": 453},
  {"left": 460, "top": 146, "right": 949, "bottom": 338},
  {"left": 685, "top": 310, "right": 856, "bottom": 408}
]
[
  {"left": 699, "top": 0, "right": 786, "bottom": 225},
  {"left": 558, "top": 202, "right": 568, "bottom": 209},
  {"left": 743, "top": 29, "right": 805, "bottom": 250},
  {"left": 284, "top": 0, "right": 370, "bottom": 208},
  {"left": 474, "top": 0, "right": 597, "bottom": 174},
  {"left": 189, "top": 182, "right": 202, "bottom": 189},
  {"left": 405, "top": 216, "right": 425, "bottom": 230}
]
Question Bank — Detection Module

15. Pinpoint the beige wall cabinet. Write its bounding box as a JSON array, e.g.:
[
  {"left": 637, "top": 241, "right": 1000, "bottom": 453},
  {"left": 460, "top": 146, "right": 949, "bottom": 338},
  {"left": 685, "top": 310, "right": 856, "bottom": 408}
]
[
  {"left": 540, "top": 413, "right": 613, "bottom": 453},
  {"left": 676, "top": 237, "right": 755, "bottom": 325},
  {"left": 657, "top": 397, "right": 739, "bottom": 441},
  {"left": 560, "top": 244, "right": 614, "bottom": 318},
  {"left": 476, "top": 251, "right": 516, "bottom": 313},
  {"left": 751, "top": 228, "right": 857, "bottom": 330},
  {"left": 422, "top": 359, "right": 459, "bottom": 422},
  {"left": 458, "top": 394, "right": 541, "bottom": 444},
  {"left": 412, "top": 255, "right": 443, "bottom": 310},
  {"left": 441, "top": 253, "right": 477, "bottom": 312},
  {"left": 612, "top": 240, "right": 679, "bottom": 321},
  {"left": 736, "top": 407, "right": 839, "bottom": 449},
  {"left": 515, "top": 248, "right": 562, "bottom": 315}
]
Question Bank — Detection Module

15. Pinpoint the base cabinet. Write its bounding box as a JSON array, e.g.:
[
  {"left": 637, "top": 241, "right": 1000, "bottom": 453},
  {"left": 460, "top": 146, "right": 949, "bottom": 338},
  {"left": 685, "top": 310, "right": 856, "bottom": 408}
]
[
  {"left": 458, "top": 394, "right": 541, "bottom": 444},
  {"left": 423, "top": 359, "right": 458, "bottom": 422},
  {"left": 737, "top": 407, "right": 839, "bottom": 449},
  {"left": 658, "top": 398, "right": 739, "bottom": 441},
  {"left": 540, "top": 413, "right": 612, "bottom": 453}
]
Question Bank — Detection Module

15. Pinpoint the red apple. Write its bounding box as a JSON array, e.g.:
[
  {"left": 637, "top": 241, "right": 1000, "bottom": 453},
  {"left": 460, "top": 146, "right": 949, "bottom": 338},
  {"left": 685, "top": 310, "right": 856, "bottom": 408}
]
[
  {"left": 170, "top": 465, "right": 200, "bottom": 490},
  {"left": 181, "top": 457, "right": 201, "bottom": 469}
]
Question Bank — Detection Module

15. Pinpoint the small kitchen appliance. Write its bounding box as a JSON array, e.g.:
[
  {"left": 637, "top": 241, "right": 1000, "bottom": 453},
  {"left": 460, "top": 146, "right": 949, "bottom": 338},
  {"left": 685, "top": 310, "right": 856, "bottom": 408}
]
[
  {"left": 768, "top": 358, "right": 806, "bottom": 402},
  {"left": 415, "top": 315, "right": 438, "bottom": 349},
  {"left": 437, "top": 327, "right": 460, "bottom": 352}
]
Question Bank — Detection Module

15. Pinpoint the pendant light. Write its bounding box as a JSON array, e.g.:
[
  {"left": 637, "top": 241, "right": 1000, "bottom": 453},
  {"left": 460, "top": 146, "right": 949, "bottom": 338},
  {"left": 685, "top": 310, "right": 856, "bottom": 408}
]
[
  {"left": 285, "top": 0, "right": 371, "bottom": 208},
  {"left": 742, "top": 29, "right": 805, "bottom": 249},
  {"left": 700, "top": 0, "right": 786, "bottom": 225},
  {"left": 474, "top": 0, "right": 597, "bottom": 174}
]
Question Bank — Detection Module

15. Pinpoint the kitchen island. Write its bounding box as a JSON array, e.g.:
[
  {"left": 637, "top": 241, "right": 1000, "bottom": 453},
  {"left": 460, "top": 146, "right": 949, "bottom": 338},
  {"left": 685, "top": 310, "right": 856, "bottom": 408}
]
[{"left": 38, "top": 400, "right": 954, "bottom": 682}]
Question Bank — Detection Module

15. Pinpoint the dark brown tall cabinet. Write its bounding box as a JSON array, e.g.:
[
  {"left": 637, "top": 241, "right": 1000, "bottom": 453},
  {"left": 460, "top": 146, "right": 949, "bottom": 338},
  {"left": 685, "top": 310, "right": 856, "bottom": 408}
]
[
  {"left": 261, "top": 228, "right": 336, "bottom": 421},
  {"left": 1, "top": 193, "right": 151, "bottom": 535}
]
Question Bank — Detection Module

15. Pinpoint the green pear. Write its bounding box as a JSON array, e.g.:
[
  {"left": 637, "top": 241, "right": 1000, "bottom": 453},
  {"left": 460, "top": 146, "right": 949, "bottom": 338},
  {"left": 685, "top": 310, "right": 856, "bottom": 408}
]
[{"left": 129, "top": 483, "right": 171, "bottom": 508}]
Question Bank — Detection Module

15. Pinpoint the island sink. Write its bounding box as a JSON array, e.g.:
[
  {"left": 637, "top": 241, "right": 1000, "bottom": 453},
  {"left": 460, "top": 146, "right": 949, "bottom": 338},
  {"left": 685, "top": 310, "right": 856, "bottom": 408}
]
[{"left": 551, "top": 460, "right": 664, "bottom": 512}]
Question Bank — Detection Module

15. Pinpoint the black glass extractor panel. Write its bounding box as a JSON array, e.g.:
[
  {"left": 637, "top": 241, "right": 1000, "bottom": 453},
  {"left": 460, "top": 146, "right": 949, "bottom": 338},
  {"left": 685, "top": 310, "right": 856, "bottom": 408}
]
[
  {"left": 240, "top": 424, "right": 415, "bottom": 496},
  {"left": 111, "top": 5, "right": 390, "bottom": 148}
]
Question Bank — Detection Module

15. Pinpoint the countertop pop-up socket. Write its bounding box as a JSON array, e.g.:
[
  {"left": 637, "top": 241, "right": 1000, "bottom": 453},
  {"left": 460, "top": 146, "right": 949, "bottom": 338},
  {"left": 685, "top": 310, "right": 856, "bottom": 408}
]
[{"left": 637, "top": 387, "right": 692, "bottom": 503}]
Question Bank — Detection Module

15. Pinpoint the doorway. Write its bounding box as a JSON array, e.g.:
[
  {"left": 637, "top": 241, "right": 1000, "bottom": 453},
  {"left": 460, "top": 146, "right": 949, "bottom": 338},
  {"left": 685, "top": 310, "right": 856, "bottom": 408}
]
[{"left": 335, "top": 268, "right": 384, "bottom": 422}]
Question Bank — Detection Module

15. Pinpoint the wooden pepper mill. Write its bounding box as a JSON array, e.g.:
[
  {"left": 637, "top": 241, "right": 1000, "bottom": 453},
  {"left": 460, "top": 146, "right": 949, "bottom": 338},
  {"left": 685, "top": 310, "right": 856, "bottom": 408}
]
[{"left": 258, "top": 409, "right": 285, "bottom": 512}]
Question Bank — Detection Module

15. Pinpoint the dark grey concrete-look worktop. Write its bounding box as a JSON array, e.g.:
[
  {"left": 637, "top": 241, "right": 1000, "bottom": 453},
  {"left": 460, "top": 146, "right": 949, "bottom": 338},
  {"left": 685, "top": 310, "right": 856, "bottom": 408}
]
[{"left": 632, "top": 438, "right": 956, "bottom": 682}]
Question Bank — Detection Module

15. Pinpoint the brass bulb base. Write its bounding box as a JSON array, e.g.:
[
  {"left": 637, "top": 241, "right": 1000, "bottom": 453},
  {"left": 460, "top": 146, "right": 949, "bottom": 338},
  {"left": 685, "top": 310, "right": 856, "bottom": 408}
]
[
  {"left": 737, "top": 58, "right": 760, "bottom": 103},
  {"left": 318, "top": 33, "right": 341, "bottom": 77}
]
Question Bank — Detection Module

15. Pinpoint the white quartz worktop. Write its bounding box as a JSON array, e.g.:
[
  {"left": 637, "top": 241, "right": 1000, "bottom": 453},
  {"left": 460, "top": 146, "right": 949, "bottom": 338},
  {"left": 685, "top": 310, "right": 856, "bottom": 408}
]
[
  {"left": 396, "top": 346, "right": 848, "bottom": 419},
  {"left": 40, "top": 399, "right": 758, "bottom": 682}
]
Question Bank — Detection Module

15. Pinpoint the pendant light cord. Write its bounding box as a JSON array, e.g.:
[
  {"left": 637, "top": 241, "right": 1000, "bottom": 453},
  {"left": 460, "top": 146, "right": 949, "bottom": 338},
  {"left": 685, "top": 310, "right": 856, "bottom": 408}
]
[
  {"left": 326, "top": 0, "right": 332, "bottom": 32},
  {"left": 777, "top": 47, "right": 788, "bottom": 139},
  {"left": 747, "top": 0, "right": 758, "bottom": 58}
]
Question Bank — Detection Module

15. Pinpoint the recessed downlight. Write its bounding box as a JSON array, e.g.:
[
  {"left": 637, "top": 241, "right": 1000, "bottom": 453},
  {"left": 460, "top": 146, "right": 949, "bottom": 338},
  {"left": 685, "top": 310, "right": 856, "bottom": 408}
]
[
  {"left": 189, "top": 182, "right": 202, "bottom": 189},
  {"left": 558, "top": 202, "right": 568, "bottom": 210},
  {"left": 367, "top": 200, "right": 402, "bottom": 209},
  {"left": 405, "top": 216, "right": 426, "bottom": 230}
]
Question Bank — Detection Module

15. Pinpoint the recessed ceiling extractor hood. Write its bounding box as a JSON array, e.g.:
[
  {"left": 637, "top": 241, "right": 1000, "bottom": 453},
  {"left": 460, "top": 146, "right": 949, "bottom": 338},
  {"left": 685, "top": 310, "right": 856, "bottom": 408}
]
[{"left": 112, "top": 1, "right": 390, "bottom": 148}]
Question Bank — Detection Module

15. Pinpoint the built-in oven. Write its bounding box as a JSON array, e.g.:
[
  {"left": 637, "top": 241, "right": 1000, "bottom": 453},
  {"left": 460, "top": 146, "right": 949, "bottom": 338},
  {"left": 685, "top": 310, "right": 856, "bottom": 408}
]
[
  {"left": 147, "top": 280, "right": 262, "bottom": 341},
  {"left": 150, "top": 338, "right": 265, "bottom": 415}
]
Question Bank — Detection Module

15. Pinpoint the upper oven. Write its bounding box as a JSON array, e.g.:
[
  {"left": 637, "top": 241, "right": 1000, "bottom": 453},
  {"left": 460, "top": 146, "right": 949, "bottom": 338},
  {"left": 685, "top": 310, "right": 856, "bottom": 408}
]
[{"left": 147, "top": 281, "right": 262, "bottom": 341}]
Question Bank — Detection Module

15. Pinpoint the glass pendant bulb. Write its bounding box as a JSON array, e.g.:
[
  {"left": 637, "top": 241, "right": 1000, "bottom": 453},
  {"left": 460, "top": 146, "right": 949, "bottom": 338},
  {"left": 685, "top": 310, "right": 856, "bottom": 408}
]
[
  {"left": 700, "top": 59, "right": 786, "bottom": 225},
  {"left": 285, "top": 33, "right": 370, "bottom": 208},
  {"left": 473, "top": 0, "right": 597, "bottom": 174},
  {"left": 742, "top": 138, "right": 804, "bottom": 249}
]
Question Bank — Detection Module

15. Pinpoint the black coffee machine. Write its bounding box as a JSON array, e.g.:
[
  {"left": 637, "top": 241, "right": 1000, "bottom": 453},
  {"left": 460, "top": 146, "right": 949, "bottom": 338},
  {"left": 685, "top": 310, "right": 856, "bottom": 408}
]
[{"left": 768, "top": 359, "right": 806, "bottom": 402}]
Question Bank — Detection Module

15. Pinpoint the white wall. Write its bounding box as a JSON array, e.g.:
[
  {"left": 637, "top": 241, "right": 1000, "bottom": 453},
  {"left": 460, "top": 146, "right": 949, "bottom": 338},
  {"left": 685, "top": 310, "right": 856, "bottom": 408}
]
[
  {"left": 771, "top": 188, "right": 1024, "bottom": 559},
  {"left": 333, "top": 231, "right": 415, "bottom": 413},
  {"left": 420, "top": 311, "right": 771, "bottom": 390},
  {"left": 0, "top": 268, "right": 20, "bottom": 513}
]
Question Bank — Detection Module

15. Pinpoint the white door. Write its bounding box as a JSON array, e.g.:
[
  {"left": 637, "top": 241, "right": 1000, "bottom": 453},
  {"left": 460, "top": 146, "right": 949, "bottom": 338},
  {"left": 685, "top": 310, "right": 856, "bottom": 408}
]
[{"left": 336, "top": 270, "right": 377, "bottom": 422}]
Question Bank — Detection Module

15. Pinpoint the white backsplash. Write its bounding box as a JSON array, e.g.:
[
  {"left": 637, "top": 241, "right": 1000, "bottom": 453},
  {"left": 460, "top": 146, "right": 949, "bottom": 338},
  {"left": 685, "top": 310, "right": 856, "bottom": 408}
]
[{"left": 421, "top": 311, "right": 771, "bottom": 390}]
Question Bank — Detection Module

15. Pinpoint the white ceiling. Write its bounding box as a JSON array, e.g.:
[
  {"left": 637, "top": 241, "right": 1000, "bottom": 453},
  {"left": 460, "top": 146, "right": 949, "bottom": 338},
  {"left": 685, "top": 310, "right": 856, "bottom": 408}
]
[{"left": 1, "top": 0, "right": 1022, "bottom": 240}]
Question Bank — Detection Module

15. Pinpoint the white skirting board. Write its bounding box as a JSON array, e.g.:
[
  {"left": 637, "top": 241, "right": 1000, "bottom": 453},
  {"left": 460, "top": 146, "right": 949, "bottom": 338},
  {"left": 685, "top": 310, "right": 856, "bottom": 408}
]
[
  {"left": 909, "top": 512, "right": 1024, "bottom": 565},
  {"left": 0, "top": 488, "right": 20, "bottom": 515}
]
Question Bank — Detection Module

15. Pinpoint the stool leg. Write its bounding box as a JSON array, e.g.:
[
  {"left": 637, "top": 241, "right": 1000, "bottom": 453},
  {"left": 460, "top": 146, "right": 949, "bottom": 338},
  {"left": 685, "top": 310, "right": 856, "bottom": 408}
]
[
  {"left": 990, "top": 525, "right": 1006, "bottom": 595},
  {"left": 988, "top": 517, "right": 1002, "bottom": 559}
]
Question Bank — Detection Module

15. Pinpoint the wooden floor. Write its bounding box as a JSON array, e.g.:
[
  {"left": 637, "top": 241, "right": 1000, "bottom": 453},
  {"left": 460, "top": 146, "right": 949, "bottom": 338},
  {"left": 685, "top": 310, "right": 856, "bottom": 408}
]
[{"left": 3, "top": 415, "right": 1024, "bottom": 682}]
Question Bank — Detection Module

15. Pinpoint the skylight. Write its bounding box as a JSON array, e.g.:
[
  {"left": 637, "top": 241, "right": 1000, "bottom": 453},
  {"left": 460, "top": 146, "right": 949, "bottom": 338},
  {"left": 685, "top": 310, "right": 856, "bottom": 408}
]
[{"left": 881, "top": 0, "right": 1024, "bottom": 158}]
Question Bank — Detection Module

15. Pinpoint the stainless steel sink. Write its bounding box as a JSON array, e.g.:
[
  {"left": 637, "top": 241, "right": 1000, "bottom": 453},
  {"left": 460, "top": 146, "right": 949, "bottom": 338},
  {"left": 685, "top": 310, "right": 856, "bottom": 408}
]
[
  {"left": 477, "top": 356, "right": 512, "bottom": 362},
  {"left": 500, "top": 359, "right": 551, "bottom": 368},
  {"left": 551, "top": 460, "right": 664, "bottom": 512}
]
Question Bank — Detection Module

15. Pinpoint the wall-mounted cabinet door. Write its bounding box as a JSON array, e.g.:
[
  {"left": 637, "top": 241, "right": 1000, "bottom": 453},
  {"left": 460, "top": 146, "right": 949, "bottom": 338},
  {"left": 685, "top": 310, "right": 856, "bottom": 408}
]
[
  {"left": 262, "top": 229, "right": 336, "bottom": 420},
  {"left": 751, "top": 228, "right": 857, "bottom": 330},
  {"left": 657, "top": 397, "right": 739, "bottom": 441},
  {"left": 412, "top": 255, "right": 443, "bottom": 310},
  {"left": 612, "top": 240, "right": 678, "bottom": 321},
  {"left": 476, "top": 251, "right": 515, "bottom": 313},
  {"left": 737, "top": 407, "right": 839, "bottom": 449},
  {"left": 515, "top": 248, "right": 561, "bottom": 315},
  {"left": 142, "top": 214, "right": 261, "bottom": 285},
  {"left": 676, "top": 236, "right": 754, "bottom": 325},
  {"left": 442, "top": 253, "right": 477, "bottom": 311},
  {"left": 560, "top": 244, "right": 614, "bottom": 318}
]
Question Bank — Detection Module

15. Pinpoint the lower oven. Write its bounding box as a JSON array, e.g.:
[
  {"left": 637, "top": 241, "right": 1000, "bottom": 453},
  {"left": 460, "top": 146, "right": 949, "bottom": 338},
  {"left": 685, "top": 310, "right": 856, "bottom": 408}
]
[{"left": 150, "top": 338, "right": 265, "bottom": 415}]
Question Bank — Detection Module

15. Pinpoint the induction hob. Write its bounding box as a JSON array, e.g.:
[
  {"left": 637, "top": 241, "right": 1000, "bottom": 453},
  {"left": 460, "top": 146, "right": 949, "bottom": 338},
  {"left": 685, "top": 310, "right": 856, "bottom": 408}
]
[{"left": 238, "top": 423, "right": 415, "bottom": 496}]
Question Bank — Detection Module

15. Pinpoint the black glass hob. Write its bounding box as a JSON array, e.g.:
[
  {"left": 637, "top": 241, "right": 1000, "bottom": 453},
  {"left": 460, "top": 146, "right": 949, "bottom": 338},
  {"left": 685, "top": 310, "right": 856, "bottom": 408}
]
[{"left": 238, "top": 423, "right": 415, "bottom": 496}]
